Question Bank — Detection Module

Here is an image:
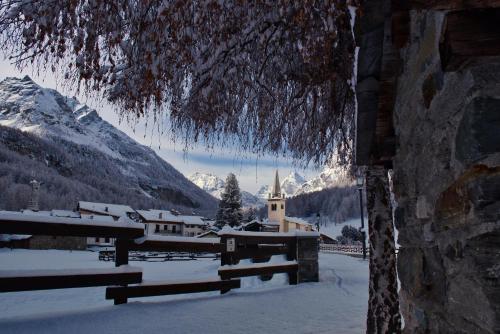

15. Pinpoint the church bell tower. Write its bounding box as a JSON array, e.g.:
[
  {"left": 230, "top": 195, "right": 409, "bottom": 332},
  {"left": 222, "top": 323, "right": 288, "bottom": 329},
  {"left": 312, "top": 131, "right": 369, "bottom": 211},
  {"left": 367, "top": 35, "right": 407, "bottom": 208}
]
[{"left": 268, "top": 170, "right": 286, "bottom": 232}]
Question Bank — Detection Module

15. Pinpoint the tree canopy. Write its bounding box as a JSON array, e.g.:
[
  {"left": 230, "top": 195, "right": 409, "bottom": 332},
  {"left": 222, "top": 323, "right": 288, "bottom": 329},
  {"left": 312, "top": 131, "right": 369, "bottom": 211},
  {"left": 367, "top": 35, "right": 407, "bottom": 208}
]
[
  {"left": 215, "top": 173, "right": 242, "bottom": 228},
  {"left": 0, "top": 0, "right": 356, "bottom": 165}
]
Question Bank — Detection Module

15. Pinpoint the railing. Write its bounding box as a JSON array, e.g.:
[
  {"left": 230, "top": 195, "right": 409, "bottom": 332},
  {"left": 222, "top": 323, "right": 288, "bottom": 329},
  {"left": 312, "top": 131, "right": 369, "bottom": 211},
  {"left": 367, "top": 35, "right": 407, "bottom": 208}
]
[
  {"left": 319, "top": 243, "right": 367, "bottom": 256},
  {"left": 0, "top": 212, "right": 319, "bottom": 306}
]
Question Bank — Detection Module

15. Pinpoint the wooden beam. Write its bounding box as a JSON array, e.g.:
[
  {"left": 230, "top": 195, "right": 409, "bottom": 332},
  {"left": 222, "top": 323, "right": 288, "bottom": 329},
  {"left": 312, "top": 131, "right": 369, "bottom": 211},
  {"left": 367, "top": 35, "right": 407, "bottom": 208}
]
[
  {"left": 440, "top": 9, "right": 500, "bottom": 71},
  {"left": 0, "top": 267, "right": 142, "bottom": 292},
  {"left": 129, "top": 239, "right": 222, "bottom": 253},
  {"left": 218, "top": 262, "right": 298, "bottom": 280},
  {"left": 220, "top": 233, "right": 296, "bottom": 245},
  {"left": 105, "top": 279, "right": 241, "bottom": 300},
  {"left": 0, "top": 218, "right": 144, "bottom": 239}
]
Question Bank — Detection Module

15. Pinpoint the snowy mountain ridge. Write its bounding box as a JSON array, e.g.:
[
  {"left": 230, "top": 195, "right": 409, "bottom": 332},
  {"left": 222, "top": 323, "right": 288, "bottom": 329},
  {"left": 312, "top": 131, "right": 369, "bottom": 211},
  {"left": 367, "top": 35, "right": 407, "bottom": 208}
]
[
  {"left": 188, "top": 172, "right": 264, "bottom": 208},
  {"left": 191, "top": 167, "right": 352, "bottom": 208},
  {"left": 0, "top": 76, "right": 218, "bottom": 214}
]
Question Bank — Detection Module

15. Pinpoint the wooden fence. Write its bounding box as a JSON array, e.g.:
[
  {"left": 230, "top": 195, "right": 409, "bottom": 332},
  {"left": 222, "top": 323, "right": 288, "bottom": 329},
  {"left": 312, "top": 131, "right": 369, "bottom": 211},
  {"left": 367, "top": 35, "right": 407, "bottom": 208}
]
[{"left": 0, "top": 214, "right": 319, "bottom": 305}]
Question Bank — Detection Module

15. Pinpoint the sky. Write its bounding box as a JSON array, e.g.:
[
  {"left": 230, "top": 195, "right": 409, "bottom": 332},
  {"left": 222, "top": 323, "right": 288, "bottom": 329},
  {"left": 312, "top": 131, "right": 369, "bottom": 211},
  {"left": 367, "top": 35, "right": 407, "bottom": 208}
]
[{"left": 0, "top": 59, "right": 320, "bottom": 193}]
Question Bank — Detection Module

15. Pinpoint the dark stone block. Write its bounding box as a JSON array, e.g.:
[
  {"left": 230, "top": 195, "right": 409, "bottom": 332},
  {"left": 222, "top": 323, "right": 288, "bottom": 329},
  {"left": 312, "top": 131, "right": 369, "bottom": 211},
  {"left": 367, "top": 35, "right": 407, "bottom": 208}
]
[
  {"left": 398, "top": 247, "right": 424, "bottom": 298},
  {"left": 456, "top": 97, "right": 500, "bottom": 164},
  {"left": 467, "top": 173, "right": 500, "bottom": 221}
]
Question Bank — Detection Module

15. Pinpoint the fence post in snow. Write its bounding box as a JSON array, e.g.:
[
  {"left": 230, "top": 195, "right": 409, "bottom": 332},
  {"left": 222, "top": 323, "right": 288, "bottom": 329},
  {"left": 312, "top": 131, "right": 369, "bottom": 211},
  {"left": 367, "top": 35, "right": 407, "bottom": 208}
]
[
  {"left": 296, "top": 235, "right": 319, "bottom": 283},
  {"left": 114, "top": 238, "right": 129, "bottom": 305}
]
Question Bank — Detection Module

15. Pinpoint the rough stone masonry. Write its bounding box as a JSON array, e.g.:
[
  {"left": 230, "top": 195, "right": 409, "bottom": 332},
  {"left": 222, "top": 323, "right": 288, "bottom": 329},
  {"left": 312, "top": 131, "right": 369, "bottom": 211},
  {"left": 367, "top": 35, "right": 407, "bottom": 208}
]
[{"left": 392, "top": 10, "right": 500, "bottom": 334}]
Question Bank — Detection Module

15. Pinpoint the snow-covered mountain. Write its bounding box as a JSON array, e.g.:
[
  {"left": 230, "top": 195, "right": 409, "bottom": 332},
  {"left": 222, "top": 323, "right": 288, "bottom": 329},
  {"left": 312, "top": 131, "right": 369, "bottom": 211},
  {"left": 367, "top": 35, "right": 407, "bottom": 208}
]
[
  {"left": 188, "top": 172, "right": 265, "bottom": 208},
  {"left": 0, "top": 76, "right": 218, "bottom": 214},
  {"left": 254, "top": 168, "right": 352, "bottom": 199},
  {"left": 280, "top": 171, "right": 306, "bottom": 196},
  {"left": 255, "top": 185, "right": 270, "bottom": 200},
  {"left": 295, "top": 165, "right": 352, "bottom": 196}
]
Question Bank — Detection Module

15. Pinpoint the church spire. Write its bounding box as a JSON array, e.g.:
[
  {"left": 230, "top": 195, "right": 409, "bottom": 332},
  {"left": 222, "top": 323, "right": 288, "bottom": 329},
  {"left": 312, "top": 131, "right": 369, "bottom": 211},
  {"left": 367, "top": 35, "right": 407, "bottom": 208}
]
[{"left": 271, "top": 169, "right": 281, "bottom": 198}]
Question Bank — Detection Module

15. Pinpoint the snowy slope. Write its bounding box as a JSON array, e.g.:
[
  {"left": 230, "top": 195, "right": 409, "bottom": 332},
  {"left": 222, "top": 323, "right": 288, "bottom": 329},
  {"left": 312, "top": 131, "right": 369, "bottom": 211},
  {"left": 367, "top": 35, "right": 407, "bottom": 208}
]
[
  {"left": 0, "top": 76, "right": 217, "bottom": 214},
  {"left": 188, "top": 172, "right": 264, "bottom": 208}
]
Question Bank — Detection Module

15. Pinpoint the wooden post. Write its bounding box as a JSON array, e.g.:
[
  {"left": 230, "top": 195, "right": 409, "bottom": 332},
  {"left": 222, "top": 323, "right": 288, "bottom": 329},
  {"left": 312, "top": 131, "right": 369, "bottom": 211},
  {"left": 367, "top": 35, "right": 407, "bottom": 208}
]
[
  {"left": 114, "top": 238, "right": 129, "bottom": 305},
  {"left": 287, "top": 237, "right": 298, "bottom": 285},
  {"left": 219, "top": 235, "right": 234, "bottom": 294}
]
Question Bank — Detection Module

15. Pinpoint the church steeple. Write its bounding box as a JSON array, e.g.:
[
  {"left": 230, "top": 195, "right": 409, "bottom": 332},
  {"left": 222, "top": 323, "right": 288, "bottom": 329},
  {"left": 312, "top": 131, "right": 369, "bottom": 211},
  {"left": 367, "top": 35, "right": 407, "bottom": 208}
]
[
  {"left": 271, "top": 169, "right": 281, "bottom": 198},
  {"left": 268, "top": 169, "right": 286, "bottom": 231}
]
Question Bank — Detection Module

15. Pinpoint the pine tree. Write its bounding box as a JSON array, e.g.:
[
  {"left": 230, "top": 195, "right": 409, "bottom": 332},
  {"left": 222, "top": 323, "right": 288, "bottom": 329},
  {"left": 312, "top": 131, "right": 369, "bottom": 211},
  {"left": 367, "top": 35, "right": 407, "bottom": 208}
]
[{"left": 215, "top": 173, "right": 242, "bottom": 228}]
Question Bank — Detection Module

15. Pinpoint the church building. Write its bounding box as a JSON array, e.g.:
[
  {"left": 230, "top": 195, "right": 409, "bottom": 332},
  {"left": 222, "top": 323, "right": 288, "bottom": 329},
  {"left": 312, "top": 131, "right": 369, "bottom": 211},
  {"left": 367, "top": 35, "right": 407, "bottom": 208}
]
[{"left": 267, "top": 170, "right": 313, "bottom": 233}]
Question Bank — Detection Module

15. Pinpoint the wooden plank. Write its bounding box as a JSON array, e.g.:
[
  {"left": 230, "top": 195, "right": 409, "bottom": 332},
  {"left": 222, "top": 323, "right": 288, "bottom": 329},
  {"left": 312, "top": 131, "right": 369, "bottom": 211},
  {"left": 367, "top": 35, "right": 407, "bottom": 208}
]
[
  {"left": 218, "top": 262, "right": 298, "bottom": 280},
  {"left": 0, "top": 267, "right": 142, "bottom": 292},
  {"left": 129, "top": 239, "right": 222, "bottom": 253},
  {"left": 440, "top": 9, "right": 500, "bottom": 71},
  {"left": 220, "top": 233, "right": 296, "bottom": 245},
  {"left": 105, "top": 279, "right": 241, "bottom": 300},
  {"left": 0, "top": 219, "right": 144, "bottom": 239}
]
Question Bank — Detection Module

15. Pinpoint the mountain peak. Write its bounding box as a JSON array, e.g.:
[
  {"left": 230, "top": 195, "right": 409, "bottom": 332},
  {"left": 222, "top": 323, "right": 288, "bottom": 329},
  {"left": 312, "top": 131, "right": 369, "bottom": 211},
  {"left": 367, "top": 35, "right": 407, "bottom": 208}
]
[{"left": 0, "top": 77, "right": 218, "bottom": 214}]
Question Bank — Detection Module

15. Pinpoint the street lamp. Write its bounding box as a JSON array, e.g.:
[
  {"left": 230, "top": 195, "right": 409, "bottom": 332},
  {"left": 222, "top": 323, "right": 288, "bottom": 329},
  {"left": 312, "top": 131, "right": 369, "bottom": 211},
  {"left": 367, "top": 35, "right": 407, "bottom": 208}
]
[{"left": 357, "top": 175, "right": 367, "bottom": 260}]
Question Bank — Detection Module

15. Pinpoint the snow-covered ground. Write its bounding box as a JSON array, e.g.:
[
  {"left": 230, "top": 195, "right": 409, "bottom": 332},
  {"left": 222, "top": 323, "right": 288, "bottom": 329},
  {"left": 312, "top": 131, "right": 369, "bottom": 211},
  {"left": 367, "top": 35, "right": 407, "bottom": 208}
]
[
  {"left": 319, "top": 217, "right": 367, "bottom": 239},
  {"left": 0, "top": 248, "right": 368, "bottom": 333}
]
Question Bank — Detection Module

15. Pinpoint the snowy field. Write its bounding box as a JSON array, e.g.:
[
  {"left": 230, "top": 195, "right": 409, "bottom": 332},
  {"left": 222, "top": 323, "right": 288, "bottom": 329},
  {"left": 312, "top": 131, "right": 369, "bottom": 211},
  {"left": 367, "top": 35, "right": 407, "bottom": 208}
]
[
  {"left": 0, "top": 248, "right": 368, "bottom": 333},
  {"left": 319, "top": 217, "right": 367, "bottom": 240}
]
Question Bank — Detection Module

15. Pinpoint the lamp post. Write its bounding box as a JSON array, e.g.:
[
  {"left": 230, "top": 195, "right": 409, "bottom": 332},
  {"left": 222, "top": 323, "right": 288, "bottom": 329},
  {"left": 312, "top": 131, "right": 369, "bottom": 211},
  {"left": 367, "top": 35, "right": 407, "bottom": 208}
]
[{"left": 357, "top": 175, "right": 367, "bottom": 260}]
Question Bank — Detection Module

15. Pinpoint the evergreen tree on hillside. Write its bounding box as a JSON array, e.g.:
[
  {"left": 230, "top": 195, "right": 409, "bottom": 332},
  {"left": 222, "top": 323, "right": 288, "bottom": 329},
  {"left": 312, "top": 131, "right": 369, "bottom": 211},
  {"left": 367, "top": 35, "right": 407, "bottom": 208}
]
[{"left": 215, "top": 173, "right": 243, "bottom": 228}]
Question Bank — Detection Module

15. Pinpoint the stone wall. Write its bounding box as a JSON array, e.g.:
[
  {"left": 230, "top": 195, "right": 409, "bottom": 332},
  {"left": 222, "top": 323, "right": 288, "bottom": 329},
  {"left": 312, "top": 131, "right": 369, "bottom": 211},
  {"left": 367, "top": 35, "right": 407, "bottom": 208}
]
[
  {"left": 296, "top": 236, "right": 319, "bottom": 283},
  {"left": 392, "top": 10, "right": 500, "bottom": 334},
  {"left": 29, "top": 236, "right": 87, "bottom": 250}
]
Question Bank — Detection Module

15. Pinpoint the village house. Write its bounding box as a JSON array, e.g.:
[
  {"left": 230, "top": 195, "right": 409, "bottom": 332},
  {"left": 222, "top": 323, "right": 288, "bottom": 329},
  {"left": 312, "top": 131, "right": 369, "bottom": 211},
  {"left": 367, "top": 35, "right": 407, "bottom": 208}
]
[
  {"left": 136, "top": 209, "right": 184, "bottom": 236},
  {"left": 182, "top": 215, "right": 208, "bottom": 237},
  {"left": 137, "top": 209, "right": 209, "bottom": 237},
  {"left": 267, "top": 171, "right": 314, "bottom": 233},
  {"left": 77, "top": 201, "right": 138, "bottom": 247}
]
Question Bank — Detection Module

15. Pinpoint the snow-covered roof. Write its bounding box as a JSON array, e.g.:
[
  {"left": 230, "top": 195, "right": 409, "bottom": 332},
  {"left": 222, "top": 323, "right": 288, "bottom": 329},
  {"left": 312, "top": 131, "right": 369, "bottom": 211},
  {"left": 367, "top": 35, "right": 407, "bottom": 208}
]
[
  {"left": 21, "top": 210, "right": 81, "bottom": 218},
  {"left": 180, "top": 215, "right": 207, "bottom": 226},
  {"left": 136, "top": 210, "right": 183, "bottom": 223},
  {"left": 78, "top": 201, "right": 135, "bottom": 218},
  {"left": 260, "top": 218, "right": 280, "bottom": 226},
  {"left": 0, "top": 234, "right": 32, "bottom": 241},
  {"left": 80, "top": 214, "right": 115, "bottom": 223},
  {"left": 285, "top": 216, "right": 312, "bottom": 226},
  {"left": 218, "top": 230, "right": 320, "bottom": 238},
  {"left": 196, "top": 230, "right": 219, "bottom": 238}
]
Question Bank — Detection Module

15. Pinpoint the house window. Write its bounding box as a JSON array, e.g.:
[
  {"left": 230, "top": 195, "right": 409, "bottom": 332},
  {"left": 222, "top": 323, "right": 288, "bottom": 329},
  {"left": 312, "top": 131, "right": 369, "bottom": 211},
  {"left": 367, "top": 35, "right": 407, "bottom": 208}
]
[
  {"left": 105, "top": 237, "right": 110, "bottom": 243},
  {"left": 281, "top": 204, "right": 284, "bottom": 209},
  {"left": 172, "top": 225, "right": 177, "bottom": 233},
  {"left": 271, "top": 204, "right": 277, "bottom": 211},
  {"left": 164, "top": 225, "right": 169, "bottom": 231},
  {"left": 155, "top": 224, "right": 160, "bottom": 233},
  {"left": 95, "top": 237, "right": 100, "bottom": 243}
]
